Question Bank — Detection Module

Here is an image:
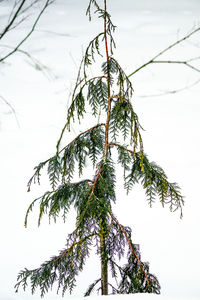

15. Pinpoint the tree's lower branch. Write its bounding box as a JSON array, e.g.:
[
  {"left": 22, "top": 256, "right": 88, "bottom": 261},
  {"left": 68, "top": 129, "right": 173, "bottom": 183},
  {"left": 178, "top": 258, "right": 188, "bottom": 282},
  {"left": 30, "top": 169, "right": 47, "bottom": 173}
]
[
  {"left": 108, "top": 210, "right": 150, "bottom": 285},
  {"left": 52, "top": 233, "right": 97, "bottom": 263}
]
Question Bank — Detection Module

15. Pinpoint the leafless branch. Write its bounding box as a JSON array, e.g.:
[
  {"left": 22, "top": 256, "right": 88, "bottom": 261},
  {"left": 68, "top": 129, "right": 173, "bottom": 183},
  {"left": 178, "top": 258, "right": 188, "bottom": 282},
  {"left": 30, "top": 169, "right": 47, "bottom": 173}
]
[
  {"left": 128, "top": 26, "right": 200, "bottom": 77},
  {"left": 152, "top": 59, "right": 200, "bottom": 73},
  {"left": 0, "top": 0, "right": 53, "bottom": 63}
]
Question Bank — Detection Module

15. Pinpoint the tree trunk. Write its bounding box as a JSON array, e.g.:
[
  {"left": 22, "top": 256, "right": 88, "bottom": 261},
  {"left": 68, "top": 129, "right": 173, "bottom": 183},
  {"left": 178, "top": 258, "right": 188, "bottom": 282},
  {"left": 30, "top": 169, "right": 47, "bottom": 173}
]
[{"left": 100, "top": 232, "right": 108, "bottom": 295}]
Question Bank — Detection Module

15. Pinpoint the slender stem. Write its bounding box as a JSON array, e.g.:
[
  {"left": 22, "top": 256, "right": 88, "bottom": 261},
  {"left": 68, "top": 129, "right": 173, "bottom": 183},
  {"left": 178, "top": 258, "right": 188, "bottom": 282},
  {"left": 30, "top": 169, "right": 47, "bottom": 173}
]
[{"left": 100, "top": 0, "right": 110, "bottom": 295}]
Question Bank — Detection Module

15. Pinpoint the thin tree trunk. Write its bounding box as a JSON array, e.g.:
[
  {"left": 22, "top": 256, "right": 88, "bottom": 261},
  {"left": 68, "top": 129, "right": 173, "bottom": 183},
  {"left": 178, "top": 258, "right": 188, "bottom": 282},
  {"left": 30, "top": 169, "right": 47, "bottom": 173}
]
[
  {"left": 100, "top": 0, "right": 110, "bottom": 295},
  {"left": 100, "top": 232, "right": 108, "bottom": 295}
]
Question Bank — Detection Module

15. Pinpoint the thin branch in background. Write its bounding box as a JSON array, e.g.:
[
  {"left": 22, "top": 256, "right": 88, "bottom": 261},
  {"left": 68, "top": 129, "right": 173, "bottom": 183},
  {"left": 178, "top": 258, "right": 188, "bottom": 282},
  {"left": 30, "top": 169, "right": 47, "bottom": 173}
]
[
  {"left": 0, "top": 0, "right": 26, "bottom": 40},
  {"left": 128, "top": 26, "right": 200, "bottom": 77},
  {"left": 0, "top": 0, "right": 53, "bottom": 63},
  {"left": 36, "top": 29, "right": 71, "bottom": 37},
  {"left": 137, "top": 78, "right": 200, "bottom": 98},
  {"left": 0, "top": 94, "right": 20, "bottom": 127},
  {"left": 0, "top": 44, "right": 56, "bottom": 80}
]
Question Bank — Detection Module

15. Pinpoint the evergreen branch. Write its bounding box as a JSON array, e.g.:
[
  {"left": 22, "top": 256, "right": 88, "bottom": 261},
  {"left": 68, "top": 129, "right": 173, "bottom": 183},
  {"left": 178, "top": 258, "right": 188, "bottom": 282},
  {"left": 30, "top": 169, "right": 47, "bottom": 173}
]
[
  {"left": 84, "top": 32, "right": 104, "bottom": 69},
  {"left": 125, "top": 153, "right": 184, "bottom": 216},
  {"left": 25, "top": 179, "right": 95, "bottom": 227},
  {"left": 128, "top": 26, "right": 200, "bottom": 77},
  {"left": 75, "top": 159, "right": 116, "bottom": 229},
  {"left": 52, "top": 233, "right": 97, "bottom": 264},
  {"left": 56, "top": 123, "right": 105, "bottom": 154},
  {"left": 24, "top": 195, "right": 47, "bottom": 228},
  {"left": 86, "top": 0, "right": 101, "bottom": 21},
  {"left": 109, "top": 97, "right": 143, "bottom": 149},
  {"left": 15, "top": 229, "right": 95, "bottom": 297},
  {"left": 27, "top": 160, "right": 48, "bottom": 192},
  {"left": 56, "top": 111, "right": 105, "bottom": 153},
  {"left": 72, "top": 75, "right": 106, "bottom": 104},
  {"left": 28, "top": 123, "right": 105, "bottom": 191}
]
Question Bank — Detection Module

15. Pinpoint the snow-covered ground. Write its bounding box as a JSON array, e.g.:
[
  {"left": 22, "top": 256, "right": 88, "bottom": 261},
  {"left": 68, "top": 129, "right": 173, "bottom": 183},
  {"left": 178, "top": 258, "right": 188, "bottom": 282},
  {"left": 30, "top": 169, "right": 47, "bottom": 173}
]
[{"left": 0, "top": 0, "right": 200, "bottom": 299}]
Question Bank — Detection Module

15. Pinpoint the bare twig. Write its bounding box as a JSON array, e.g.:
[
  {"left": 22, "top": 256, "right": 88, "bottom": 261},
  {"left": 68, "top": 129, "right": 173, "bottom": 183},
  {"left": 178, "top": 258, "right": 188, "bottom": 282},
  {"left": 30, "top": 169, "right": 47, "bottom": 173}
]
[
  {"left": 128, "top": 26, "right": 200, "bottom": 77},
  {"left": 152, "top": 59, "right": 200, "bottom": 73}
]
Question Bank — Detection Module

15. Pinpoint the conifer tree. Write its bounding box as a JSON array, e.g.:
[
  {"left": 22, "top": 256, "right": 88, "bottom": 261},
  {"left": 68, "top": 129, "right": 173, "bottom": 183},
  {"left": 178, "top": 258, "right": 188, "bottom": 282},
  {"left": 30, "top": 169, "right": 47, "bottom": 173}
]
[{"left": 15, "top": 0, "right": 184, "bottom": 297}]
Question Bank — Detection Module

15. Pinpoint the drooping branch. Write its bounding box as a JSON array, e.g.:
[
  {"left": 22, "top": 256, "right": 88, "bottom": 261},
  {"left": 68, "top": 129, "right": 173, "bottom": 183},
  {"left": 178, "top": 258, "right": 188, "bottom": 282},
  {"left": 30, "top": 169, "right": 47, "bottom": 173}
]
[
  {"left": 56, "top": 122, "right": 105, "bottom": 154},
  {"left": 128, "top": 26, "right": 200, "bottom": 77},
  {"left": 52, "top": 233, "right": 97, "bottom": 264},
  {"left": 108, "top": 210, "right": 150, "bottom": 285}
]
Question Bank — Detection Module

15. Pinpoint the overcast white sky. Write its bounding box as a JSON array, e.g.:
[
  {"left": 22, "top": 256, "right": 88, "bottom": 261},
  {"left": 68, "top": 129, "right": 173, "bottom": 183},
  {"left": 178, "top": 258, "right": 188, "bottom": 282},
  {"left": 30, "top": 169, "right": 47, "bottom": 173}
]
[{"left": 0, "top": 0, "right": 200, "bottom": 299}]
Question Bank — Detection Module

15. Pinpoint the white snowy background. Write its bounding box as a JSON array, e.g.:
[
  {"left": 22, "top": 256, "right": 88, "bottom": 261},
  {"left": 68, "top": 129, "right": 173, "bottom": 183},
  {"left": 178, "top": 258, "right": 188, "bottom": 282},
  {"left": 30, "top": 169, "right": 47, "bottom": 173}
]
[{"left": 0, "top": 0, "right": 200, "bottom": 300}]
